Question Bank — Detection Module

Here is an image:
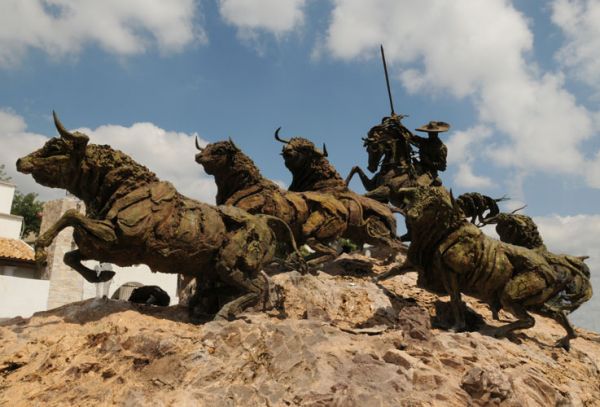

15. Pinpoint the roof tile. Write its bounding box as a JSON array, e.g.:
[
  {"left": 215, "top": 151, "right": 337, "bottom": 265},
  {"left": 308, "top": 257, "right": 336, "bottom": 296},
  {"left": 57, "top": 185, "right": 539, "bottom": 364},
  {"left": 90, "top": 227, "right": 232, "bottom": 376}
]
[{"left": 0, "top": 237, "right": 35, "bottom": 263}]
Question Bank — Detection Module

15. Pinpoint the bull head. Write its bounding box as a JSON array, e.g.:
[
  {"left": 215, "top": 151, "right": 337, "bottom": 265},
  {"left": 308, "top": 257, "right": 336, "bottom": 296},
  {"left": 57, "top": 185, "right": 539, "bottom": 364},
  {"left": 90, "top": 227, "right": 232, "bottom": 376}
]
[{"left": 16, "top": 111, "right": 89, "bottom": 189}]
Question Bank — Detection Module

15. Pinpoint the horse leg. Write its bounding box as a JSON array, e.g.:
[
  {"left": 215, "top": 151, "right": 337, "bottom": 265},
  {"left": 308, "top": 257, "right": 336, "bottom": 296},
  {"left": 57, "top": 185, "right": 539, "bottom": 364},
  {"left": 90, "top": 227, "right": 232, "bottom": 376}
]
[
  {"left": 64, "top": 249, "right": 115, "bottom": 283},
  {"left": 346, "top": 166, "right": 377, "bottom": 191},
  {"left": 35, "top": 209, "right": 116, "bottom": 264}
]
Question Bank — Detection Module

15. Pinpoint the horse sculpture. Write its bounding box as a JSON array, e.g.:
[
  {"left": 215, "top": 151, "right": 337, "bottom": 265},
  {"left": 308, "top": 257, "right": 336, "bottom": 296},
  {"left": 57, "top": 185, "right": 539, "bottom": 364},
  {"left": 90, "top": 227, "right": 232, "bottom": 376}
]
[
  {"left": 17, "top": 113, "right": 305, "bottom": 320},
  {"left": 195, "top": 139, "right": 349, "bottom": 263},
  {"left": 274, "top": 128, "right": 402, "bottom": 253},
  {"left": 378, "top": 186, "right": 591, "bottom": 350},
  {"left": 345, "top": 115, "right": 434, "bottom": 203}
]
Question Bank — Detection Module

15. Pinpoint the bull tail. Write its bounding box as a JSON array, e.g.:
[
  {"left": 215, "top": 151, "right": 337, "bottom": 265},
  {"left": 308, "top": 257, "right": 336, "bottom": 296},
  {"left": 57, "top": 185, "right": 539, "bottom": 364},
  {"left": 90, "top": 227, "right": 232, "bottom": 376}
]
[{"left": 258, "top": 214, "right": 307, "bottom": 274}]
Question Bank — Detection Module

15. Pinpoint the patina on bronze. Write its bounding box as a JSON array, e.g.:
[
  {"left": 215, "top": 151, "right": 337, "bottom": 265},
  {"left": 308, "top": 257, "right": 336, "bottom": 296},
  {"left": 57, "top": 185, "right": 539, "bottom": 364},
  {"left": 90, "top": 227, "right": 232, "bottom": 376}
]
[
  {"left": 483, "top": 212, "right": 592, "bottom": 347},
  {"left": 195, "top": 139, "right": 349, "bottom": 263},
  {"left": 274, "top": 128, "right": 402, "bottom": 252},
  {"left": 16, "top": 112, "right": 306, "bottom": 320},
  {"left": 377, "top": 186, "right": 592, "bottom": 350}
]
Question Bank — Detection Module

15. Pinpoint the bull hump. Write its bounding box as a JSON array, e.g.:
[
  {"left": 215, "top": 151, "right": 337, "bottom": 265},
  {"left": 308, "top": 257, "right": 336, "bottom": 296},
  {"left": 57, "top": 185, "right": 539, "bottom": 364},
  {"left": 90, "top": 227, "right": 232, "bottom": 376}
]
[{"left": 150, "top": 181, "right": 176, "bottom": 203}]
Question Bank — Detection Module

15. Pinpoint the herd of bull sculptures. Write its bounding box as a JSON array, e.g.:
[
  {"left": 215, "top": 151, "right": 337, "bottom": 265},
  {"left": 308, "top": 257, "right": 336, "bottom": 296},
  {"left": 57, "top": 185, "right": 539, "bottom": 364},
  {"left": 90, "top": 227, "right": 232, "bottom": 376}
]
[{"left": 15, "top": 111, "right": 592, "bottom": 351}]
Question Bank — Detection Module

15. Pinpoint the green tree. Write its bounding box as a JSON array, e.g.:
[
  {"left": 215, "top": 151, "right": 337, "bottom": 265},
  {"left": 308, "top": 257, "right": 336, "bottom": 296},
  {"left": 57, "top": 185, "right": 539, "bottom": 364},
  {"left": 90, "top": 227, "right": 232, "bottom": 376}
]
[
  {"left": 0, "top": 164, "right": 11, "bottom": 182},
  {"left": 11, "top": 191, "right": 44, "bottom": 237}
]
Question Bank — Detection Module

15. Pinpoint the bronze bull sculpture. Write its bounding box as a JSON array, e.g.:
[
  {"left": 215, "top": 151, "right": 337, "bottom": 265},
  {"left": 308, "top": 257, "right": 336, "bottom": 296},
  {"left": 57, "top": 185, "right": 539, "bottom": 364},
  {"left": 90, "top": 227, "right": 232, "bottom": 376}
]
[
  {"left": 16, "top": 113, "right": 305, "bottom": 320},
  {"left": 195, "top": 139, "right": 348, "bottom": 264},
  {"left": 378, "top": 186, "right": 592, "bottom": 350},
  {"left": 274, "top": 128, "right": 402, "bottom": 252}
]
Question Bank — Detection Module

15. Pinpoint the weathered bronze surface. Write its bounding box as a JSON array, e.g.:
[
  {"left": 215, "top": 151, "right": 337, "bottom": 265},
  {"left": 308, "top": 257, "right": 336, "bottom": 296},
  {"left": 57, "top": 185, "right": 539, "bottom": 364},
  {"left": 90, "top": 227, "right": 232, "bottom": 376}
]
[
  {"left": 16, "top": 113, "right": 306, "bottom": 320},
  {"left": 456, "top": 192, "right": 506, "bottom": 226},
  {"left": 195, "top": 139, "right": 349, "bottom": 262},
  {"left": 275, "top": 129, "right": 401, "bottom": 251},
  {"left": 345, "top": 115, "right": 439, "bottom": 205},
  {"left": 486, "top": 212, "right": 593, "bottom": 346},
  {"left": 379, "top": 186, "right": 591, "bottom": 349}
]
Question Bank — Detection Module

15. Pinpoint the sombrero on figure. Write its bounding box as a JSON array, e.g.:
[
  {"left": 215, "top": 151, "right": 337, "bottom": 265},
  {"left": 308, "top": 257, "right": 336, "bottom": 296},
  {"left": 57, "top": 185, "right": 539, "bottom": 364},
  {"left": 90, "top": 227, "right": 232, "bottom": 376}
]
[{"left": 415, "top": 121, "right": 450, "bottom": 133}]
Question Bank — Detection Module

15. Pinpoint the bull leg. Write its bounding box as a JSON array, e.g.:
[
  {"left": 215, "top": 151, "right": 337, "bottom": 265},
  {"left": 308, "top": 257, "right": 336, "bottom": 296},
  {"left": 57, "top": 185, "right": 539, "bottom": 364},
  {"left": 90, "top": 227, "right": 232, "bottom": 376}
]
[
  {"left": 214, "top": 267, "right": 266, "bottom": 321},
  {"left": 64, "top": 250, "right": 115, "bottom": 283},
  {"left": 35, "top": 209, "right": 116, "bottom": 264},
  {"left": 373, "top": 260, "right": 412, "bottom": 282},
  {"left": 495, "top": 272, "right": 545, "bottom": 338},
  {"left": 445, "top": 272, "right": 467, "bottom": 332},
  {"left": 552, "top": 311, "right": 577, "bottom": 351}
]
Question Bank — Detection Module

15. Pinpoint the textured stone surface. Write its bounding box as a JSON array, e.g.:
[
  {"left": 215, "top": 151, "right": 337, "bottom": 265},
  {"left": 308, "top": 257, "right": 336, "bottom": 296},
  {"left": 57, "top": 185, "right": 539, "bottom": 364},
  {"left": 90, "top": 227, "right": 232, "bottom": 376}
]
[
  {"left": 1, "top": 260, "right": 599, "bottom": 406},
  {"left": 41, "top": 197, "right": 86, "bottom": 309}
]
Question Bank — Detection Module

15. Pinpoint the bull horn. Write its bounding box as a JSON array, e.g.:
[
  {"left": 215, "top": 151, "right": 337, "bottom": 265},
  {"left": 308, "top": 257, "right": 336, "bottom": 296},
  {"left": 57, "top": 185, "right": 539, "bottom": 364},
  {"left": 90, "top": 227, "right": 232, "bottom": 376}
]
[
  {"left": 228, "top": 137, "right": 239, "bottom": 150},
  {"left": 195, "top": 136, "right": 204, "bottom": 151},
  {"left": 449, "top": 189, "right": 457, "bottom": 209},
  {"left": 53, "top": 110, "right": 72, "bottom": 139},
  {"left": 274, "top": 127, "right": 290, "bottom": 144},
  {"left": 53, "top": 110, "right": 89, "bottom": 146},
  {"left": 322, "top": 143, "right": 328, "bottom": 157}
]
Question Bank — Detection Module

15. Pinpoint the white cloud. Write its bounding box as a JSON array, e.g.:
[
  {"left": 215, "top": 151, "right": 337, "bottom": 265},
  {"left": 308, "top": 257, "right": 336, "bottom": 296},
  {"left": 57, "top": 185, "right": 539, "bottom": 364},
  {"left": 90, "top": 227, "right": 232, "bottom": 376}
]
[
  {"left": 322, "top": 0, "right": 599, "bottom": 188},
  {"left": 445, "top": 126, "right": 493, "bottom": 189},
  {"left": 218, "top": 0, "right": 306, "bottom": 39},
  {"left": 551, "top": 0, "right": 600, "bottom": 94},
  {"left": 0, "top": 0, "right": 202, "bottom": 67},
  {"left": 1, "top": 109, "right": 216, "bottom": 203}
]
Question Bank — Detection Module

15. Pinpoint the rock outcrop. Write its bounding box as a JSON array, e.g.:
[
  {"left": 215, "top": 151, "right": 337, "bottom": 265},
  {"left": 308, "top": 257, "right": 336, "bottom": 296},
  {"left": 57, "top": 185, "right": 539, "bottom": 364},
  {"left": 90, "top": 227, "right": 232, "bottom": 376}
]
[{"left": 1, "top": 256, "right": 599, "bottom": 406}]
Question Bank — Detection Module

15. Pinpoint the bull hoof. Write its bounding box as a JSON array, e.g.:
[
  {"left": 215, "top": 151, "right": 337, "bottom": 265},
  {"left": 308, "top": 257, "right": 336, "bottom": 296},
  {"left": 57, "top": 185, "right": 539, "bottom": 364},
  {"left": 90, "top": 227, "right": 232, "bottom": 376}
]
[
  {"left": 555, "top": 337, "right": 571, "bottom": 351},
  {"left": 97, "top": 270, "right": 116, "bottom": 282},
  {"left": 35, "top": 248, "right": 48, "bottom": 267}
]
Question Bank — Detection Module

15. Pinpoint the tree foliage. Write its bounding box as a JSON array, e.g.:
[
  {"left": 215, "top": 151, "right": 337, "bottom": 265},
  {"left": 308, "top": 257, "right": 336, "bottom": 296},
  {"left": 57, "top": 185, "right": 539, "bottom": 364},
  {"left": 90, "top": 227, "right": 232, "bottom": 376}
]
[
  {"left": 0, "top": 164, "right": 11, "bottom": 182},
  {"left": 11, "top": 191, "right": 44, "bottom": 237}
]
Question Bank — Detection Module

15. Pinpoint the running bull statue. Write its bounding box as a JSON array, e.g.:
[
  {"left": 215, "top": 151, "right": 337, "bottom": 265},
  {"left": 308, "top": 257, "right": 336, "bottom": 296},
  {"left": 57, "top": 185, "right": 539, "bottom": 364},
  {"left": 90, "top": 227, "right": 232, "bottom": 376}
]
[
  {"left": 16, "top": 113, "right": 306, "bottom": 320},
  {"left": 378, "top": 186, "right": 592, "bottom": 350}
]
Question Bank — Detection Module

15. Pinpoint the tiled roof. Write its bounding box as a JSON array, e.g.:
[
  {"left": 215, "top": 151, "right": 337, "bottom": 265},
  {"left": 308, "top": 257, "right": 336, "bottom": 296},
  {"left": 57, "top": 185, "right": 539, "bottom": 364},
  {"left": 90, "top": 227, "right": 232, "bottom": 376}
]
[{"left": 0, "top": 237, "right": 35, "bottom": 263}]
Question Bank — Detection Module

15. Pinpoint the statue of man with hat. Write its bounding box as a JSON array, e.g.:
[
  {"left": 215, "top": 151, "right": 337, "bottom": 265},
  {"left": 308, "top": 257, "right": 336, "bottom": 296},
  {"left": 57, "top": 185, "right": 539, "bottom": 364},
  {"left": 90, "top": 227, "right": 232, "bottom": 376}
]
[{"left": 409, "top": 121, "right": 450, "bottom": 184}]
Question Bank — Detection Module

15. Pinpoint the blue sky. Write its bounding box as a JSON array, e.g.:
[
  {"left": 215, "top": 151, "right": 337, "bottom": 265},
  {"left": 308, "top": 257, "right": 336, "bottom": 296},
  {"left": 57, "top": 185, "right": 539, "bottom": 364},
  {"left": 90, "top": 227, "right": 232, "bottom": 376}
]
[{"left": 1, "top": 0, "right": 599, "bottom": 330}]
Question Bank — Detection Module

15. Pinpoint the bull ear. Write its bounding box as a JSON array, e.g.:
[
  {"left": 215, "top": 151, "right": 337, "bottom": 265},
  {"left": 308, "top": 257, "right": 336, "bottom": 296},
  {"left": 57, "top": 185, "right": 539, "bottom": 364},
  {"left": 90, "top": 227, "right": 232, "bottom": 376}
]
[{"left": 53, "top": 111, "right": 89, "bottom": 150}]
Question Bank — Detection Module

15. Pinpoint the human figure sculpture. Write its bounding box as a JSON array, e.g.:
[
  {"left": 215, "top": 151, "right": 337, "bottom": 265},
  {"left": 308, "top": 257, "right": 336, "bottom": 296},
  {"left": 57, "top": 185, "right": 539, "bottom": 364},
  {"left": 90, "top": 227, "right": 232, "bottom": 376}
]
[{"left": 409, "top": 121, "right": 449, "bottom": 184}]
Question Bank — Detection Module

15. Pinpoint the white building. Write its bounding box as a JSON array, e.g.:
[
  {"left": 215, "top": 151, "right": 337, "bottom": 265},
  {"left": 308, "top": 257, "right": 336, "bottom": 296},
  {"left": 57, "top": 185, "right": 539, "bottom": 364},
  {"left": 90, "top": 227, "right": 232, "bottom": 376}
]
[{"left": 0, "top": 184, "right": 178, "bottom": 320}]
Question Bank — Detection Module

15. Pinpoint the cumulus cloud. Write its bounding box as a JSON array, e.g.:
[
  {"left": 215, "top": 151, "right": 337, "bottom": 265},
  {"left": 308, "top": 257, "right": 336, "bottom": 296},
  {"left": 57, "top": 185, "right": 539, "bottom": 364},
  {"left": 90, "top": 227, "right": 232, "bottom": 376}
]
[
  {"left": 322, "top": 0, "right": 599, "bottom": 188},
  {"left": 552, "top": 0, "right": 600, "bottom": 95},
  {"left": 218, "top": 0, "right": 306, "bottom": 39},
  {"left": 0, "top": 108, "right": 216, "bottom": 203},
  {"left": 446, "top": 125, "right": 493, "bottom": 189},
  {"left": 0, "top": 0, "right": 201, "bottom": 67}
]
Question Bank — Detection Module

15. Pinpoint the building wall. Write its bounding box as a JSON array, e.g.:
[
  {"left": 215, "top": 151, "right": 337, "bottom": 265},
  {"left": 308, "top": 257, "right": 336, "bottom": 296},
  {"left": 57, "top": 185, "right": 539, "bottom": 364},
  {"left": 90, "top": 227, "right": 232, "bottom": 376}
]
[
  {"left": 0, "top": 274, "right": 49, "bottom": 318},
  {"left": 40, "top": 197, "right": 87, "bottom": 309},
  {"left": 0, "top": 181, "right": 15, "bottom": 214},
  {"left": 40, "top": 196, "right": 179, "bottom": 309},
  {"left": 0, "top": 213, "right": 23, "bottom": 239}
]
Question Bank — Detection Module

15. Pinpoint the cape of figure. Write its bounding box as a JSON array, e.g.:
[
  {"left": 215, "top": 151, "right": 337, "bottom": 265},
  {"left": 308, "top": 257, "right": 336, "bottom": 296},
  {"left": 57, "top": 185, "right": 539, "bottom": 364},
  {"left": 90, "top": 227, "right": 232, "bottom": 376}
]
[
  {"left": 195, "top": 139, "right": 349, "bottom": 264},
  {"left": 377, "top": 186, "right": 592, "bottom": 350},
  {"left": 16, "top": 112, "right": 306, "bottom": 320},
  {"left": 273, "top": 128, "right": 402, "bottom": 253}
]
